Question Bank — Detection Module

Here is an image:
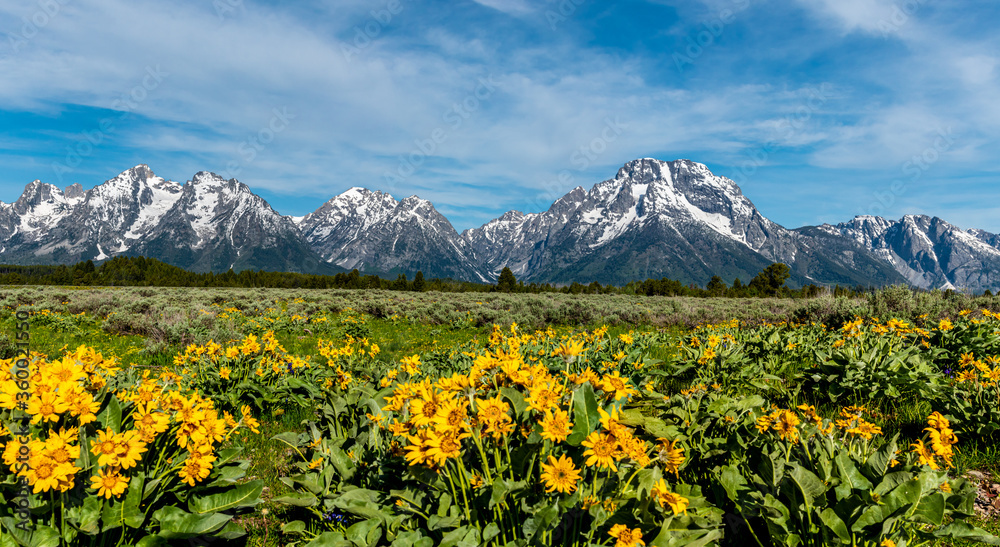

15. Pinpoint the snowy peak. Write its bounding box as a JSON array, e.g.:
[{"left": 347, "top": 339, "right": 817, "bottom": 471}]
[
  {"left": 808, "top": 214, "right": 1000, "bottom": 291},
  {"left": 580, "top": 158, "right": 769, "bottom": 250},
  {"left": 299, "top": 187, "right": 481, "bottom": 281},
  {"left": 13, "top": 180, "right": 67, "bottom": 215},
  {"left": 821, "top": 215, "right": 895, "bottom": 247},
  {"left": 3, "top": 158, "right": 1000, "bottom": 292}
]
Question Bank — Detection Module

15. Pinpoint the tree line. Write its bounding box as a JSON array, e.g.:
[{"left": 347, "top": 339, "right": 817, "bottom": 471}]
[{"left": 0, "top": 256, "right": 867, "bottom": 298}]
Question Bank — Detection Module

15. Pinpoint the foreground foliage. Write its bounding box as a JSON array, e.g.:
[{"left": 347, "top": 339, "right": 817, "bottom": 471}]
[
  {"left": 2, "top": 297, "right": 1000, "bottom": 546},
  {"left": 0, "top": 346, "right": 263, "bottom": 545}
]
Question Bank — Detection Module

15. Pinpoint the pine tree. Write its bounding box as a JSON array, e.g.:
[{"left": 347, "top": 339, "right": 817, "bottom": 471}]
[
  {"left": 497, "top": 267, "right": 517, "bottom": 293},
  {"left": 413, "top": 271, "right": 426, "bottom": 292}
]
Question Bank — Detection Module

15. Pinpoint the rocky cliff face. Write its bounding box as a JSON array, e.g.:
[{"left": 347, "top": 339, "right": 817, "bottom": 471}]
[{"left": 1, "top": 160, "right": 998, "bottom": 292}]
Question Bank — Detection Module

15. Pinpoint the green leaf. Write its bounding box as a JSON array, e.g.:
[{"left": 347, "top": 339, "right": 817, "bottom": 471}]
[
  {"left": 214, "top": 447, "right": 244, "bottom": 466},
  {"left": 345, "top": 518, "right": 382, "bottom": 547},
  {"left": 282, "top": 521, "right": 307, "bottom": 533},
  {"left": 881, "top": 478, "right": 922, "bottom": 515},
  {"left": 500, "top": 387, "right": 528, "bottom": 416},
  {"left": 214, "top": 521, "right": 248, "bottom": 540},
  {"left": 636, "top": 467, "right": 663, "bottom": 498},
  {"left": 391, "top": 531, "right": 434, "bottom": 547},
  {"left": 481, "top": 522, "right": 500, "bottom": 544},
  {"left": 566, "top": 382, "right": 600, "bottom": 446},
  {"left": 101, "top": 396, "right": 122, "bottom": 433},
  {"left": 932, "top": 521, "right": 1000, "bottom": 545},
  {"left": 788, "top": 463, "right": 827, "bottom": 507},
  {"left": 818, "top": 508, "right": 851, "bottom": 543},
  {"left": 912, "top": 492, "right": 945, "bottom": 526},
  {"left": 760, "top": 449, "right": 785, "bottom": 489},
  {"left": 0, "top": 519, "right": 60, "bottom": 547},
  {"left": 121, "top": 471, "right": 146, "bottom": 528},
  {"left": 439, "top": 526, "right": 478, "bottom": 547},
  {"left": 271, "top": 431, "right": 303, "bottom": 448},
  {"left": 833, "top": 453, "right": 872, "bottom": 499},
  {"left": 274, "top": 491, "right": 319, "bottom": 507},
  {"left": 101, "top": 473, "right": 145, "bottom": 532},
  {"left": 152, "top": 506, "right": 233, "bottom": 539},
  {"left": 305, "top": 532, "right": 352, "bottom": 547},
  {"left": 78, "top": 496, "right": 102, "bottom": 534},
  {"left": 135, "top": 536, "right": 169, "bottom": 547},
  {"left": 719, "top": 465, "right": 748, "bottom": 506},
  {"left": 864, "top": 437, "right": 898, "bottom": 478},
  {"left": 188, "top": 480, "right": 263, "bottom": 513}
]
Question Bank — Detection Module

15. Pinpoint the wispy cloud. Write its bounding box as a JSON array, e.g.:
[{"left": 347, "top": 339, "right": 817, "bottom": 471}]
[{"left": 0, "top": 0, "right": 999, "bottom": 233}]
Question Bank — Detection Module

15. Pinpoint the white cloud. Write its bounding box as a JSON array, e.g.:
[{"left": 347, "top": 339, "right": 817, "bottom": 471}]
[{"left": 469, "top": 0, "right": 535, "bottom": 16}]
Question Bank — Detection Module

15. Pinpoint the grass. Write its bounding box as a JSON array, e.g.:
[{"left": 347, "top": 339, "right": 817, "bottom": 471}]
[{"left": 227, "top": 407, "right": 314, "bottom": 547}]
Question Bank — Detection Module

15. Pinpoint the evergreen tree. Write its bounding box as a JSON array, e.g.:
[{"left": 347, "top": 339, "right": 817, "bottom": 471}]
[
  {"left": 497, "top": 267, "right": 517, "bottom": 293},
  {"left": 413, "top": 271, "right": 426, "bottom": 292},
  {"left": 706, "top": 275, "right": 726, "bottom": 295},
  {"left": 748, "top": 263, "right": 791, "bottom": 297}
]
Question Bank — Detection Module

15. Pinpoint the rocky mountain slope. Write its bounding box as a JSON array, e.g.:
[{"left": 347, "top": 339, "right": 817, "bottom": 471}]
[{"left": 1, "top": 160, "right": 997, "bottom": 291}]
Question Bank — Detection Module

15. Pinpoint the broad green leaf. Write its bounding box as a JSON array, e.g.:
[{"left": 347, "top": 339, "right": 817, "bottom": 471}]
[
  {"left": 152, "top": 506, "right": 232, "bottom": 539},
  {"left": 391, "top": 531, "right": 434, "bottom": 547},
  {"left": 566, "top": 382, "right": 600, "bottom": 446},
  {"left": 834, "top": 453, "right": 872, "bottom": 499},
  {"left": 912, "top": 492, "right": 945, "bottom": 526},
  {"left": 788, "top": 463, "right": 827, "bottom": 507},
  {"left": 719, "top": 465, "right": 748, "bottom": 506},
  {"left": 214, "top": 447, "right": 244, "bottom": 466},
  {"left": 0, "top": 519, "right": 60, "bottom": 547},
  {"left": 818, "top": 508, "right": 851, "bottom": 543},
  {"left": 881, "top": 478, "right": 922, "bottom": 515},
  {"left": 78, "top": 496, "right": 102, "bottom": 534},
  {"left": 101, "top": 396, "right": 122, "bottom": 433},
  {"left": 188, "top": 480, "right": 263, "bottom": 513},
  {"left": 214, "top": 521, "right": 248, "bottom": 540},
  {"left": 305, "top": 532, "right": 351, "bottom": 547},
  {"left": 500, "top": 387, "right": 528, "bottom": 416},
  {"left": 273, "top": 491, "right": 318, "bottom": 507},
  {"left": 345, "top": 518, "right": 382, "bottom": 547},
  {"left": 121, "top": 471, "right": 146, "bottom": 528},
  {"left": 931, "top": 521, "right": 1000, "bottom": 545},
  {"left": 481, "top": 522, "right": 500, "bottom": 544},
  {"left": 864, "top": 433, "right": 900, "bottom": 467},
  {"left": 135, "top": 536, "right": 169, "bottom": 547},
  {"left": 271, "top": 431, "right": 303, "bottom": 448},
  {"left": 282, "top": 521, "right": 307, "bottom": 533}
]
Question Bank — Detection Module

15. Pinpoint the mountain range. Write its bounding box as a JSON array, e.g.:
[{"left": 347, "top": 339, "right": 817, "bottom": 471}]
[{"left": 2, "top": 159, "right": 998, "bottom": 292}]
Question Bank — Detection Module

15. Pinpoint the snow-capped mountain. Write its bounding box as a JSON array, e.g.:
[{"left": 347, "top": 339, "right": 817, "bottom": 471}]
[
  {"left": 463, "top": 159, "right": 902, "bottom": 287},
  {"left": 0, "top": 166, "right": 328, "bottom": 273},
  {"left": 1, "top": 160, "right": 998, "bottom": 292},
  {"left": 297, "top": 188, "right": 485, "bottom": 281},
  {"left": 814, "top": 215, "right": 1000, "bottom": 290}
]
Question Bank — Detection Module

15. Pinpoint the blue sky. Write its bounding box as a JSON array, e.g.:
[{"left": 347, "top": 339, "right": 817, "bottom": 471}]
[{"left": 1, "top": 0, "right": 998, "bottom": 232}]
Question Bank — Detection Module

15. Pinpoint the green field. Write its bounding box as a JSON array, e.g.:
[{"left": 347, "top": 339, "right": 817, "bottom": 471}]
[{"left": 1, "top": 286, "right": 998, "bottom": 546}]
